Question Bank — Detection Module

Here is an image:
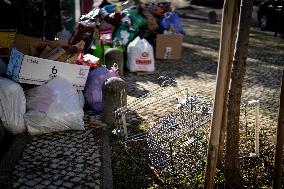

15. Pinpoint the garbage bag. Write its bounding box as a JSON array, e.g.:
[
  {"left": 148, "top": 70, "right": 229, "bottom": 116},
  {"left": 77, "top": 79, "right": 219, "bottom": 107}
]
[
  {"left": 113, "top": 25, "right": 137, "bottom": 46},
  {"left": 126, "top": 36, "right": 155, "bottom": 72},
  {"left": 24, "top": 77, "right": 85, "bottom": 135},
  {"left": 83, "top": 66, "right": 118, "bottom": 112},
  {"left": 137, "top": 27, "right": 156, "bottom": 48},
  {"left": 103, "top": 4, "right": 116, "bottom": 13},
  {"left": 78, "top": 91, "right": 85, "bottom": 108},
  {"left": 160, "top": 11, "right": 185, "bottom": 34},
  {"left": 104, "top": 12, "right": 123, "bottom": 26},
  {"left": 0, "top": 78, "right": 26, "bottom": 134},
  {"left": 148, "top": 2, "right": 172, "bottom": 18},
  {"left": 99, "top": 0, "right": 111, "bottom": 8},
  {"left": 139, "top": 7, "right": 159, "bottom": 31},
  {"left": 123, "top": 8, "right": 147, "bottom": 30}
]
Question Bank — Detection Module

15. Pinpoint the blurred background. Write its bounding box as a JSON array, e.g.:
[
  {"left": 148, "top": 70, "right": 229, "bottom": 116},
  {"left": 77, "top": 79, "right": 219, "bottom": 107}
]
[{"left": 0, "top": 0, "right": 282, "bottom": 40}]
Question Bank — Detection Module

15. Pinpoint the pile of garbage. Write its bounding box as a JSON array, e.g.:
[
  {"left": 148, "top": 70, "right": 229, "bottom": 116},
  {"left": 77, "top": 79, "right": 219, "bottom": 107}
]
[
  {"left": 69, "top": 0, "right": 185, "bottom": 72},
  {"left": 0, "top": 0, "right": 185, "bottom": 136}
]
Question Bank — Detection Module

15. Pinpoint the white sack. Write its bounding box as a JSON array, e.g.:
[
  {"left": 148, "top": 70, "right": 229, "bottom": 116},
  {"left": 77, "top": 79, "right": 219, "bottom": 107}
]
[
  {"left": 24, "top": 76, "right": 85, "bottom": 135},
  {"left": 0, "top": 78, "right": 26, "bottom": 134},
  {"left": 126, "top": 36, "right": 155, "bottom": 72},
  {"left": 78, "top": 91, "right": 85, "bottom": 108}
]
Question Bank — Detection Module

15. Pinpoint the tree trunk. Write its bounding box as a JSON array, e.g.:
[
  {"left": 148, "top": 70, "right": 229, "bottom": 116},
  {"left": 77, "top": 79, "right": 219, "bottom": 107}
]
[
  {"left": 204, "top": 0, "right": 239, "bottom": 188},
  {"left": 273, "top": 70, "right": 284, "bottom": 189},
  {"left": 225, "top": 0, "right": 254, "bottom": 188},
  {"left": 217, "top": 0, "right": 240, "bottom": 168}
]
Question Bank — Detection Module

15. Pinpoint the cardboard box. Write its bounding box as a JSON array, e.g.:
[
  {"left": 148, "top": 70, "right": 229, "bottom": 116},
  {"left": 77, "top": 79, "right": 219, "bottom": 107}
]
[
  {"left": 155, "top": 34, "right": 183, "bottom": 60},
  {"left": 14, "top": 34, "right": 68, "bottom": 55},
  {"left": 7, "top": 48, "right": 90, "bottom": 90},
  {"left": 0, "top": 30, "right": 16, "bottom": 57}
]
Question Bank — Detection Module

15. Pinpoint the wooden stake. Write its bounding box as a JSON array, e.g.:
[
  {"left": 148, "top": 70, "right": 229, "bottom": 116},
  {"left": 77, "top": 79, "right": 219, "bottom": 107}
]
[
  {"left": 217, "top": 0, "right": 240, "bottom": 168},
  {"left": 273, "top": 70, "right": 284, "bottom": 189},
  {"left": 204, "top": 1, "right": 238, "bottom": 188}
]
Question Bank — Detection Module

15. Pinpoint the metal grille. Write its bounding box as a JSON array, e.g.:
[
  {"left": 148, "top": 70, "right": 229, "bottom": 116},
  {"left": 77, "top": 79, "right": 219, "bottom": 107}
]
[
  {"left": 116, "top": 76, "right": 260, "bottom": 179},
  {"left": 145, "top": 95, "right": 212, "bottom": 178}
]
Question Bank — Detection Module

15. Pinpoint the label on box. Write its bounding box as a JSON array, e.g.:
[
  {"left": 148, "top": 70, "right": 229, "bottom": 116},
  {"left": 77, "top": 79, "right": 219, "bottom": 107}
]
[
  {"left": 7, "top": 48, "right": 24, "bottom": 80},
  {"left": 164, "top": 47, "right": 172, "bottom": 59}
]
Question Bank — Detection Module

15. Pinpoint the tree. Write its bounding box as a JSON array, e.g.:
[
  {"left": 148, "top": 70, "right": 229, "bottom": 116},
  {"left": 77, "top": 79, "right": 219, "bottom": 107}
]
[
  {"left": 225, "top": 0, "right": 254, "bottom": 188},
  {"left": 272, "top": 71, "right": 284, "bottom": 189},
  {"left": 217, "top": 0, "right": 240, "bottom": 168}
]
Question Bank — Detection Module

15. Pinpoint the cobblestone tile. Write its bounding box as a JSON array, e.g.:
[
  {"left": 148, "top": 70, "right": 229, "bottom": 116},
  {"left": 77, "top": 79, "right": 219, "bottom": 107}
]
[
  {"left": 34, "top": 184, "right": 46, "bottom": 189},
  {"left": 41, "top": 180, "right": 51, "bottom": 186},
  {"left": 62, "top": 182, "right": 74, "bottom": 188}
]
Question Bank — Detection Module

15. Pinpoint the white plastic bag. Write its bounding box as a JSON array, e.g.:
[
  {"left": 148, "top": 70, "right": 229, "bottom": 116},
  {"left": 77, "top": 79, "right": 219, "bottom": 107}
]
[
  {"left": 126, "top": 36, "right": 155, "bottom": 72},
  {"left": 0, "top": 78, "right": 26, "bottom": 134},
  {"left": 78, "top": 91, "right": 85, "bottom": 108},
  {"left": 24, "top": 76, "right": 85, "bottom": 135}
]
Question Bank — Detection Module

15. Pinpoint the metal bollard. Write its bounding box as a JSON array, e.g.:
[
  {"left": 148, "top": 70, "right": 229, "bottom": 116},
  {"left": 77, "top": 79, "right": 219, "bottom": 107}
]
[
  {"left": 102, "top": 77, "right": 127, "bottom": 128},
  {"left": 208, "top": 11, "right": 217, "bottom": 24},
  {"left": 104, "top": 48, "right": 124, "bottom": 77}
]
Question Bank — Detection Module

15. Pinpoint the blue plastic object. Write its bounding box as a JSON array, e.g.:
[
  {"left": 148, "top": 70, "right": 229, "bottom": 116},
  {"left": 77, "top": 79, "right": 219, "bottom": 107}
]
[{"left": 160, "top": 11, "right": 185, "bottom": 34}]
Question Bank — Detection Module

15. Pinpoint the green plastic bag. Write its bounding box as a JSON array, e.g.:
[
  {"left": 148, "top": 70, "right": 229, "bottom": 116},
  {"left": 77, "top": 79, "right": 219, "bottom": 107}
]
[
  {"left": 113, "top": 25, "right": 137, "bottom": 46},
  {"left": 124, "top": 8, "right": 147, "bottom": 30}
]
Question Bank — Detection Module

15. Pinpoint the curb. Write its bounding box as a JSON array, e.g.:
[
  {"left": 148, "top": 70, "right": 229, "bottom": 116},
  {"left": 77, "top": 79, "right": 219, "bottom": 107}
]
[
  {"left": 177, "top": 12, "right": 208, "bottom": 22},
  {"left": 101, "top": 127, "right": 113, "bottom": 189},
  {"left": 0, "top": 133, "right": 30, "bottom": 189}
]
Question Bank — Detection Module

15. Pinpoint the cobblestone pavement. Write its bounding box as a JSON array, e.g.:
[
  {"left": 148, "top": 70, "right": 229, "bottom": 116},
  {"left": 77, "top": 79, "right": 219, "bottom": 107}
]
[
  {"left": 125, "top": 18, "right": 284, "bottom": 130},
  {"left": 11, "top": 110, "right": 106, "bottom": 189}
]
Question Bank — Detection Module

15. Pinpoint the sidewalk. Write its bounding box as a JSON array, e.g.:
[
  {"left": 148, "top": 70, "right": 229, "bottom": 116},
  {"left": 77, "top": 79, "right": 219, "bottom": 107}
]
[
  {"left": 0, "top": 111, "right": 111, "bottom": 189},
  {"left": 175, "top": 4, "right": 259, "bottom": 27},
  {"left": 175, "top": 4, "right": 222, "bottom": 22}
]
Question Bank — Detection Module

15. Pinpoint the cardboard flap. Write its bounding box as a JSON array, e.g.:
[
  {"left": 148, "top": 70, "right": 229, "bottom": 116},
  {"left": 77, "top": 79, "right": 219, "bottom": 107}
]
[{"left": 14, "top": 34, "right": 68, "bottom": 55}]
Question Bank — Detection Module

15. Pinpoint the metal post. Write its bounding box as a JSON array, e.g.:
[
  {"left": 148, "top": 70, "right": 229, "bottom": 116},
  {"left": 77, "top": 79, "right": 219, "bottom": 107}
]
[{"left": 255, "top": 101, "right": 260, "bottom": 155}]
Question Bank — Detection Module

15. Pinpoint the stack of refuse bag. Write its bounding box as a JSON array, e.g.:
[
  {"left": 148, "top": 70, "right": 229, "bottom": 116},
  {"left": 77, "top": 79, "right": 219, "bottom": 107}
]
[
  {"left": 68, "top": 0, "right": 185, "bottom": 73},
  {"left": 0, "top": 28, "right": 122, "bottom": 136},
  {"left": 1, "top": 54, "right": 120, "bottom": 135},
  {"left": 0, "top": 75, "right": 85, "bottom": 136}
]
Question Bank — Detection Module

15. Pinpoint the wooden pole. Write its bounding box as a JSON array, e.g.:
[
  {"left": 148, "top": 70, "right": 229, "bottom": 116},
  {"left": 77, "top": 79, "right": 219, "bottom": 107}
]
[
  {"left": 204, "top": 0, "right": 238, "bottom": 188},
  {"left": 217, "top": 0, "right": 240, "bottom": 168},
  {"left": 273, "top": 70, "right": 284, "bottom": 189}
]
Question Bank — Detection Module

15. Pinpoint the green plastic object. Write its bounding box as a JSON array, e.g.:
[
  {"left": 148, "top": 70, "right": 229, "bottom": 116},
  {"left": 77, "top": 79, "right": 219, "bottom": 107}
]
[
  {"left": 93, "top": 41, "right": 103, "bottom": 62},
  {"left": 125, "top": 8, "right": 147, "bottom": 30},
  {"left": 113, "top": 25, "right": 137, "bottom": 46},
  {"left": 93, "top": 43, "right": 112, "bottom": 65}
]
